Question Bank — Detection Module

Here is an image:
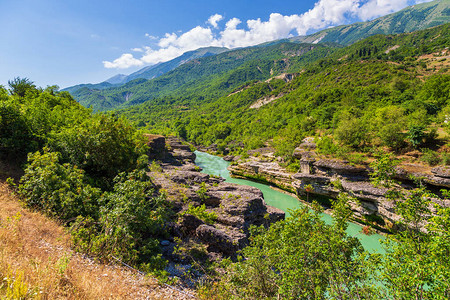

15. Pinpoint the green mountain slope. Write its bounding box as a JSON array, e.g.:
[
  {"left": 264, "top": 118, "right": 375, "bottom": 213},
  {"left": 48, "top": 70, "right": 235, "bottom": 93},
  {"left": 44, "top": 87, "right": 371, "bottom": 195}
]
[
  {"left": 70, "top": 43, "right": 334, "bottom": 111},
  {"left": 67, "top": 0, "right": 449, "bottom": 112},
  {"left": 291, "top": 0, "right": 450, "bottom": 45},
  {"left": 62, "top": 47, "right": 228, "bottom": 99},
  {"left": 119, "top": 24, "right": 450, "bottom": 156},
  {"left": 122, "top": 46, "right": 229, "bottom": 83}
]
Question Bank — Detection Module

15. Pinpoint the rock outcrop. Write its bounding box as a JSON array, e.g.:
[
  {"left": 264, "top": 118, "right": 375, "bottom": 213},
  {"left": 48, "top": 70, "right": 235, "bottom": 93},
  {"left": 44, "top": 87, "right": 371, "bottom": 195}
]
[
  {"left": 229, "top": 146, "right": 450, "bottom": 230},
  {"left": 148, "top": 137, "right": 284, "bottom": 260}
]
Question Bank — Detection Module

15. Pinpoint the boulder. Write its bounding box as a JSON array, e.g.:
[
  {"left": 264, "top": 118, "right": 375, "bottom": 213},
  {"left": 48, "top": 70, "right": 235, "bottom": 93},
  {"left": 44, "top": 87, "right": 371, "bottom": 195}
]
[
  {"left": 172, "top": 149, "right": 196, "bottom": 162},
  {"left": 292, "top": 149, "right": 316, "bottom": 161},
  {"left": 145, "top": 134, "right": 166, "bottom": 159},
  {"left": 223, "top": 155, "right": 235, "bottom": 161},
  {"left": 178, "top": 214, "right": 204, "bottom": 236},
  {"left": 431, "top": 166, "right": 450, "bottom": 178},
  {"left": 314, "top": 159, "right": 367, "bottom": 175},
  {"left": 170, "top": 171, "right": 210, "bottom": 184},
  {"left": 196, "top": 225, "right": 237, "bottom": 254}
]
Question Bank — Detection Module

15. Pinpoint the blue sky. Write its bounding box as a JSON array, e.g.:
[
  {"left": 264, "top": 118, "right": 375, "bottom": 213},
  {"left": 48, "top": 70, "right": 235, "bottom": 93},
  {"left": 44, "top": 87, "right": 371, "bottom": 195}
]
[{"left": 0, "top": 0, "right": 432, "bottom": 88}]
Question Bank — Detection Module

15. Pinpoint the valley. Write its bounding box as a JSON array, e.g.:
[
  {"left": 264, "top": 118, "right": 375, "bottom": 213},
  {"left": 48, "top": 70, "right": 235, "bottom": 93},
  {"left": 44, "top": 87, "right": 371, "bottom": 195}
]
[{"left": 1, "top": 0, "right": 450, "bottom": 298}]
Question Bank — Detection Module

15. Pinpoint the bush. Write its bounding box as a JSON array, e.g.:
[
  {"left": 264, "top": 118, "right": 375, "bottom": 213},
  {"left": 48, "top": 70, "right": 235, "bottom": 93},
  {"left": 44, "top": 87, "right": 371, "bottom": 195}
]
[
  {"left": 51, "top": 114, "right": 147, "bottom": 189},
  {"left": 19, "top": 148, "right": 102, "bottom": 221},
  {"left": 407, "top": 125, "right": 426, "bottom": 148},
  {"left": 71, "top": 169, "right": 169, "bottom": 270},
  {"left": 334, "top": 117, "right": 367, "bottom": 149},
  {"left": 216, "top": 196, "right": 375, "bottom": 299},
  {"left": 421, "top": 149, "right": 440, "bottom": 166},
  {"left": 316, "top": 136, "right": 339, "bottom": 155}
]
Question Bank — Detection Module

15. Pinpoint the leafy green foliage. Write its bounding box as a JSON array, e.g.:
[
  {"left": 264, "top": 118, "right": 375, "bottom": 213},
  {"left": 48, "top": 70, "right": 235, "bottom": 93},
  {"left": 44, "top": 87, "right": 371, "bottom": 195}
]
[
  {"left": 0, "top": 102, "right": 34, "bottom": 158},
  {"left": 181, "top": 204, "right": 218, "bottom": 224},
  {"left": 71, "top": 170, "right": 169, "bottom": 270},
  {"left": 217, "top": 197, "right": 376, "bottom": 299},
  {"left": 50, "top": 114, "right": 147, "bottom": 189},
  {"left": 370, "top": 153, "right": 399, "bottom": 188},
  {"left": 377, "top": 184, "right": 450, "bottom": 299},
  {"left": 8, "top": 77, "right": 37, "bottom": 98},
  {"left": 19, "top": 148, "right": 102, "bottom": 221},
  {"left": 407, "top": 125, "right": 426, "bottom": 148}
]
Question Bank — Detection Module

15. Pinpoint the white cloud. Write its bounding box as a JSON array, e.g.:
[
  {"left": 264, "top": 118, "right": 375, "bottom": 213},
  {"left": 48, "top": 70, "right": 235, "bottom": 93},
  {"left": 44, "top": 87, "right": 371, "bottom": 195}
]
[
  {"left": 131, "top": 47, "right": 144, "bottom": 52},
  {"left": 208, "top": 14, "right": 223, "bottom": 28},
  {"left": 103, "top": 0, "right": 433, "bottom": 69},
  {"left": 145, "top": 33, "right": 158, "bottom": 40},
  {"left": 103, "top": 53, "right": 144, "bottom": 69}
]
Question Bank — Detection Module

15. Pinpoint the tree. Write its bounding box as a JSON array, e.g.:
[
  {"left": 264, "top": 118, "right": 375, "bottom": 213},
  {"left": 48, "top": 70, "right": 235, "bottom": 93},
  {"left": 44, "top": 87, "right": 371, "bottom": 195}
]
[
  {"left": 370, "top": 153, "right": 399, "bottom": 188},
  {"left": 0, "top": 102, "right": 35, "bottom": 158},
  {"left": 217, "top": 196, "right": 377, "bottom": 299},
  {"left": 8, "top": 77, "right": 37, "bottom": 97},
  {"left": 71, "top": 169, "right": 169, "bottom": 271},
  {"left": 378, "top": 185, "right": 450, "bottom": 299},
  {"left": 407, "top": 125, "right": 426, "bottom": 148},
  {"left": 334, "top": 116, "right": 367, "bottom": 149},
  {"left": 51, "top": 114, "right": 147, "bottom": 189},
  {"left": 19, "top": 148, "right": 102, "bottom": 221}
]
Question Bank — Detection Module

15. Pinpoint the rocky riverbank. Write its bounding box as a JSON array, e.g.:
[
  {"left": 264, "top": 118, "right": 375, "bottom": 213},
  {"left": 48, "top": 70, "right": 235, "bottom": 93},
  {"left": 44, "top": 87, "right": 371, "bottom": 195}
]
[
  {"left": 145, "top": 135, "right": 284, "bottom": 267},
  {"left": 228, "top": 140, "right": 450, "bottom": 231}
]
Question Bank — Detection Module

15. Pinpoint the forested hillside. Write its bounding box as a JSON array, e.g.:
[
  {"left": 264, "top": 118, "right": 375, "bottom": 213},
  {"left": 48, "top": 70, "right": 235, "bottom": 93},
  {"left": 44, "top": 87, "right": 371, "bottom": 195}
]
[
  {"left": 119, "top": 24, "right": 449, "bottom": 163},
  {"left": 67, "top": 43, "right": 335, "bottom": 111},
  {"left": 63, "top": 46, "right": 229, "bottom": 97},
  {"left": 292, "top": 0, "right": 450, "bottom": 45},
  {"left": 65, "top": 0, "right": 449, "bottom": 113},
  {"left": 0, "top": 79, "right": 171, "bottom": 273}
]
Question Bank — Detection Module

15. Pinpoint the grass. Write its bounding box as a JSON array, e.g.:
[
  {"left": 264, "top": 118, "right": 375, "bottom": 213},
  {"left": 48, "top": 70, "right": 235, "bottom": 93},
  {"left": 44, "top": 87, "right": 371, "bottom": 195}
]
[{"left": 0, "top": 181, "right": 192, "bottom": 299}]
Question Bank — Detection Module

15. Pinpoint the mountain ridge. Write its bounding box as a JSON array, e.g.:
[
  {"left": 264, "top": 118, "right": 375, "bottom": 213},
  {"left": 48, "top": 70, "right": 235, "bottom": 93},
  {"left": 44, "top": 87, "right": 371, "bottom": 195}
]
[
  {"left": 65, "top": 0, "right": 449, "bottom": 111},
  {"left": 291, "top": 0, "right": 450, "bottom": 45}
]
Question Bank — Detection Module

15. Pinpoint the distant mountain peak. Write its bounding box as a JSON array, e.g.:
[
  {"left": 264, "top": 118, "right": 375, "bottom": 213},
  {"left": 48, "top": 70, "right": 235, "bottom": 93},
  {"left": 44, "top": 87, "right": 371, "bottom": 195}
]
[
  {"left": 291, "top": 0, "right": 450, "bottom": 45},
  {"left": 105, "top": 74, "right": 127, "bottom": 84}
]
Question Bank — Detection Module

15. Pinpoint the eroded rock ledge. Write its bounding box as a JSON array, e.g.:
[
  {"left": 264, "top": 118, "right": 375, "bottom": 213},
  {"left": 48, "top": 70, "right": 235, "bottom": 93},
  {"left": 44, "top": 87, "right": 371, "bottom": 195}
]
[
  {"left": 228, "top": 145, "right": 450, "bottom": 231},
  {"left": 146, "top": 136, "right": 284, "bottom": 262}
]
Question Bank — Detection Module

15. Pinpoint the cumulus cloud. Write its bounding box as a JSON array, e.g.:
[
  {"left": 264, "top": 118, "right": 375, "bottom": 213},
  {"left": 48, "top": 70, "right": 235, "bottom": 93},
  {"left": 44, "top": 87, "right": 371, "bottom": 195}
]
[
  {"left": 145, "top": 33, "right": 158, "bottom": 40},
  {"left": 103, "top": 0, "right": 433, "bottom": 69},
  {"left": 208, "top": 14, "right": 224, "bottom": 28},
  {"left": 103, "top": 53, "right": 144, "bottom": 69}
]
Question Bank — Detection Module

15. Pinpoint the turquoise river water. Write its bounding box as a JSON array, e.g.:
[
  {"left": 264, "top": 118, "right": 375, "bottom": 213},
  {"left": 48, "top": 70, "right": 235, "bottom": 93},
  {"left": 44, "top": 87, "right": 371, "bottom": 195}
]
[{"left": 195, "top": 151, "right": 385, "bottom": 253}]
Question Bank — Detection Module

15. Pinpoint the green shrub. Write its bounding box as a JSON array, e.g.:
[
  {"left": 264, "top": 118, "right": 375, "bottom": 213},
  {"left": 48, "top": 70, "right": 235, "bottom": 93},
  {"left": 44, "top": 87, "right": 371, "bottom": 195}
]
[
  {"left": 421, "top": 149, "right": 440, "bottom": 166},
  {"left": 316, "top": 136, "right": 339, "bottom": 155},
  {"left": 407, "top": 125, "right": 426, "bottom": 148},
  {"left": 181, "top": 204, "right": 218, "bottom": 224},
  {"left": 0, "top": 102, "right": 36, "bottom": 158},
  {"left": 51, "top": 114, "right": 147, "bottom": 190},
  {"left": 335, "top": 117, "right": 367, "bottom": 149},
  {"left": 19, "top": 148, "right": 102, "bottom": 221},
  {"left": 71, "top": 169, "right": 169, "bottom": 270}
]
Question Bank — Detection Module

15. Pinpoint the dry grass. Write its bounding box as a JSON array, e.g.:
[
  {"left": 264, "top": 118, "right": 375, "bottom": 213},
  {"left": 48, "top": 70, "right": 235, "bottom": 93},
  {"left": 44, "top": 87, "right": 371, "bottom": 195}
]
[{"left": 0, "top": 181, "right": 196, "bottom": 299}]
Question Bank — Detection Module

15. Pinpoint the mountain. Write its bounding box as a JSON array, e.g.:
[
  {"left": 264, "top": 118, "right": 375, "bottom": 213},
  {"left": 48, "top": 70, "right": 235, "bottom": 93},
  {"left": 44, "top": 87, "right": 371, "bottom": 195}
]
[
  {"left": 65, "top": 0, "right": 449, "bottom": 111},
  {"left": 122, "top": 46, "right": 229, "bottom": 83},
  {"left": 62, "top": 81, "right": 115, "bottom": 95},
  {"left": 68, "top": 42, "right": 334, "bottom": 111},
  {"left": 291, "top": 0, "right": 450, "bottom": 45},
  {"left": 62, "top": 47, "right": 228, "bottom": 94},
  {"left": 119, "top": 24, "right": 450, "bottom": 154},
  {"left": 105, "top": 74, "right": 127, "bottom": 84}
]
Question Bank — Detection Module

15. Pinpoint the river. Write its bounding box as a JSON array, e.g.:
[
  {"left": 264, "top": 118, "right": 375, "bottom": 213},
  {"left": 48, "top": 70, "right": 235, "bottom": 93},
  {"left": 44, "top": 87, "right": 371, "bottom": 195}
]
[{"left": 195, "top": 150, "right": 385, "bottom": 253}]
